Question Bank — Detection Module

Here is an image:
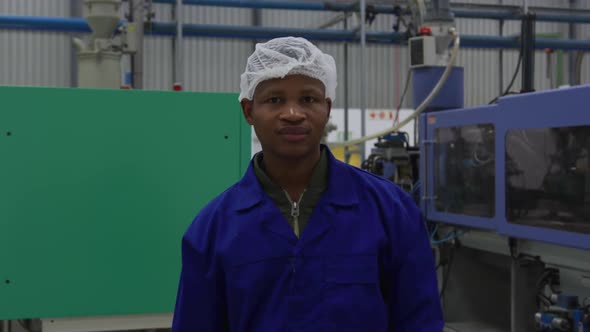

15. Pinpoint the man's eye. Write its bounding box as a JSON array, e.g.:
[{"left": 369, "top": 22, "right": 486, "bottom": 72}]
[
  {"left": 302, "top": 96, "right": 316, "bottom": 103},
  {"left": 266, "top": 97, "right": 282, "bottom": 104}
]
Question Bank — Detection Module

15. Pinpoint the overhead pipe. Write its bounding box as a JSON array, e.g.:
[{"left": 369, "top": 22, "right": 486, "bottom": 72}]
[
  {"left": 147, "top": 22, "right": 406, "bottom": 43},
  {"left": 148, "top": 23, "right": 590, "bottom": 51},
  {"left": 152, "top": 0, "right": 378, "bottom": 13},
  {"left": 452, "top": 8, "right": 590, "bottom": 24},
  {"left": 149, "top": 0, "right": 590, "bottom": 24},
  {"left": 0, "top": 15, "right": 92, "bottom": 33},
  {"left": 2, "top": 16, "right": 590, "bottom": 51}
]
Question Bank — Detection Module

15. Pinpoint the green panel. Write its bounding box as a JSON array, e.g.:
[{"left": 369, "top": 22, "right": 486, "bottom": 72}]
[{"left": 0, "top": 87, "right": 250, "bottom": 319}]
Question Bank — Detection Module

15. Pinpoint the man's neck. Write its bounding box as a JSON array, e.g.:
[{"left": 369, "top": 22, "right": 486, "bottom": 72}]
[{"left": 262, "top": 148, "right": 321, "bottom": 201}]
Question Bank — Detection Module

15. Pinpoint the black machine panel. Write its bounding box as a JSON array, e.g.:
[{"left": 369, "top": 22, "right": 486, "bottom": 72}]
[
  {"left": 434, "top": 124, "right": 496, "bottom": 217},
  {"left": 506, "top": 126, "right": 590, "bottom": 234}
]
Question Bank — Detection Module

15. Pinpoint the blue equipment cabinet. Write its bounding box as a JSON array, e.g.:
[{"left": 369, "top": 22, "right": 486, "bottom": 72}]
[{"left": 420, "top": 85, "right": 590, "bottom": 250}]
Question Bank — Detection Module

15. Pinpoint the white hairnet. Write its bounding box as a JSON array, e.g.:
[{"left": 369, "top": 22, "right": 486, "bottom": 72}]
[{"left": 239, "top": 37, "right": 337, "bottom": 102}]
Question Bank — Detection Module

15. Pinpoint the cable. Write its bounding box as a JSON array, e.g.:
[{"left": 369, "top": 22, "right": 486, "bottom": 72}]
[
  {"left": 431, "top": 229, "right": 466, "bottom": 245},
  {"left": 328, "top": 28, "right": 460, "bottom": 149},
  {"left": 430, "top": 224, "right": 467, "bottom": 245},
  {"left": 393, "top": 68, "right": 412, "bottom": 126},
  {"left": 439, "top": 243, "right": 455, "bottom": 302},
  {"left": 429, "top": 222, "right": 439, "bottom": 242},
  {"left": 410, "top": 181, "right": 421, "bottom": 194},
  {"left": 489, "top": 50, "right": 523, "bottom": 104}
]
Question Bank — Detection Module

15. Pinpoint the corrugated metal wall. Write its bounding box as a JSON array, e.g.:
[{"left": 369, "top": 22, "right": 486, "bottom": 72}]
[
  {"left": 0, "top": 0, "right": 71, "bottom": 87},
  {"left": 1, "top": 0, "right": 589, "bottom": 108}
]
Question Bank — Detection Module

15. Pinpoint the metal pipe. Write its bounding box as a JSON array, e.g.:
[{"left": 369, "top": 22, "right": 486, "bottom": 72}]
[
  {"left": 1, "top": 321, "right": 11, "bottom": 332},
  {"left": 568, "top": 0, "right": 577, "bottom": 85},
  {"left": 152, "top": 0, "right": 380, "bottom": 13},
  {"left": 451, "top": 2, "right": 590, "bottom": 16},
  {"left": 3, "top": 16, "right": 590, "bottom": 51},
  {"left": 0, "top": 15, "right": 92, "bottom": 32},
  {"left": 521, "top": 13, "right": 535, "bottom": 92},
  {"left": 149, "top": 23, "right": 590, "bottom": 51},
  {"left": 343, "top": 16, "right": 350, "bottom": 164},
  {"left": 175, "top": 0, "right": 184, "bottom": 86},
  {"left": 359, "top": 0, "right": 366, "bottom": 163},
  {"left": 130, "top": 0, "right": 145, "bottom": 89},
  {"left": 499, "top": 19, "right": 504, "bottom": 95},
  {"left": 147, "top": 0, "right": 590, "bottom": 24},
  {"left": 69, "top": 0, "right": 83, "bottom": 88},
  {"left": 498, "top": 0, "right": 504, "bottom": 95},
  {"left": 148, "top": 22, "right": 405, "bottom": 42}
]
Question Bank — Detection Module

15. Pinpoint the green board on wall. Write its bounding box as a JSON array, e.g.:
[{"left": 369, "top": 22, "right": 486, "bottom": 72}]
[{"left": 0, "top": 87, "right": 250, "bottom": 319}]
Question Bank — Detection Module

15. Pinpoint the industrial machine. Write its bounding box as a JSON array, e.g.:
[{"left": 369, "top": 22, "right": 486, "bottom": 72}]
[
  {"left": 0, "top": 87, "right": 250, "bottom": 331},
  {"left": 353, "top": 1, "right": 590, "bottom": 330},
  {"left": 74, "top": 0, "right": 138, "bottom": 89},
  {"left": 417, "top": 85, "right": 590, "bottom": 332},
  {"left": 420, "top": 86, "right": 590, "bottom": 249},
  {"left": 1, "top": 0, "right": 590, "bottom": 330},
  {"left": 361, "top": 132, "right": 420, "bottom": 198},
  {"left": 535, "top": 293, "right": 589, "bottom": 332}
]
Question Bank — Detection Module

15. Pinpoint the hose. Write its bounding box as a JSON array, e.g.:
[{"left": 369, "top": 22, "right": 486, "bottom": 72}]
[
  {"left": 575, "top": 51, "right": 585, "bottom": 85},
  {"left": 328, "top": 27, "right": 461, "bottom": 148}
]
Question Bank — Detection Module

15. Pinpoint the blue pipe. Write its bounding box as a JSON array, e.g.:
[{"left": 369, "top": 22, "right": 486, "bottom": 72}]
[
  {"left": 452, "top": 8, "right": 517, "bottom": 20},
  {"left": 147, "top": 23, "right": 590, "bottom": 51},
  {"left": 152, "top": 0, "right": 391, "bottom": 13},
  {"left": 0, "top": 15, "right": 127, "bottom": 33},
  {"left": 147, "top": 22, "right": 404, "bottom": 43},
  {"left": 0, "top": 15, "right": 91, "bottom": 33},
  {"left": 453, "top": 8, "right": 590, "bottom": 23},
  {"left": 150, "top": 0, "right": 590, "bottom": 24},
  {"left": 460, "top": 35, "right": 518, "bottom": 49},
  {"left": 535, "top": 13, "right": 590, "bottom": 24},
  {"left": 2, "top": 16, "right": 590, "bottom": 51}
]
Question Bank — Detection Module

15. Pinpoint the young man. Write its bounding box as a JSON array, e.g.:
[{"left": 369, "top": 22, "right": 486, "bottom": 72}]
[{"left": 172, "top": 37, "right": 443, "bottom": 332}]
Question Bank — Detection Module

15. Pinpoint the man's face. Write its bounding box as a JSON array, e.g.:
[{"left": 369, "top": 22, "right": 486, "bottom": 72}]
[{"left": 241, "top": 75, "right": 331, "bottom": 160}]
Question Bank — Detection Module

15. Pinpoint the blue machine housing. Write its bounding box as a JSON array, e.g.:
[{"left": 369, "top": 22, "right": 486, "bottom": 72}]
[
  {"left": 413, "top": 66, "right": 465, "bottom": 111},
  {"left": 420, "top": 85, "right": 590, "bottom": 249}
]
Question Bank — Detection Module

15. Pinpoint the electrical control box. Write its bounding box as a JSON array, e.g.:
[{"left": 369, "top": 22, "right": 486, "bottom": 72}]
[{"left": 409, "top": 36, "right": 437, "bottom": 68}]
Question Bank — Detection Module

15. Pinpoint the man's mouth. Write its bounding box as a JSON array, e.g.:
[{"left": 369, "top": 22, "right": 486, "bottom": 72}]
[{"left": 278, "top": 127, "right": 310, "bottom": 142}]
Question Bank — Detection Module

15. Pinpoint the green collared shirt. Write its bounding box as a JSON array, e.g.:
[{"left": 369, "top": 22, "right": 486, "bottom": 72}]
[{"left": 253, "top": 148, "right": 328, "bottom": 237}]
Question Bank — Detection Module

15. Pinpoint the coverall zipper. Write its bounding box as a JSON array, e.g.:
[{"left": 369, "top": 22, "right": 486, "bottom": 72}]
[{"left": 284, "top": 190, "right": 305, "bottom": 238}]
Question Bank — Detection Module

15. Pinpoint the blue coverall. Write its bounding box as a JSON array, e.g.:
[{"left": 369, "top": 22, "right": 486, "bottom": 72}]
[{"left": 172, "top": 148, "right": 443, "bottom": 331}]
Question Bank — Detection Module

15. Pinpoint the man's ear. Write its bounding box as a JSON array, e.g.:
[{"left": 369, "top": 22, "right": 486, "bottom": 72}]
[
  {"left": 240, "top": 99, "right": 254, "bottom": 125},
  {"left": 326, "top": 98, "right": 332, "bottom": 119}
]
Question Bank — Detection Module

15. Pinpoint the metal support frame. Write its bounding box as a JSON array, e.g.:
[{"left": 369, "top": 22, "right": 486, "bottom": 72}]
[
  {"left": 69, "top": 0, "right": 82, "bottom": 88},
  {"left": 174, "top": 0, "right": 184, "bottom": 86},
  {"left": 0, "top": 321, "right": 11, "bottom": 332},
  {"left": 498, "top": 0, "right": 504, "bottom": 96},
  {"left": 568, "top": 0, "right": 578, "bottom": 85},
  {"left": 41, "top": 314, "right": 173, "bottom": 332},
  {"left": 129, "top": 0, "right": 145, "bottom": 89},
  {"left": 359, "top": 0, "right": 367, "bottom": 162},
  {"left": 521, "top": 12, "right": 536, "bottom": 92},
  {"left": 343, "top": 16, "right": 350, "bottom": 164}
]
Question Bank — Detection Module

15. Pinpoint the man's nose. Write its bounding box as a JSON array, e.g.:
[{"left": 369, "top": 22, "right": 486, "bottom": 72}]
[{"left": 279, "top": 104, "right": 306, "bottom": 122}]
